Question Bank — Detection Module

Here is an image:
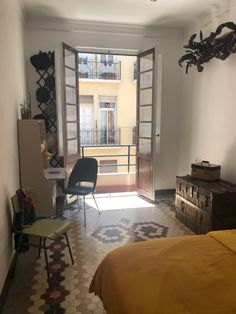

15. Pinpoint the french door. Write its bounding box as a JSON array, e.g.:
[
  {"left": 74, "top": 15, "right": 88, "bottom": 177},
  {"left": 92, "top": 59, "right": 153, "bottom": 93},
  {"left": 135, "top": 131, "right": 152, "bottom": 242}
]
[
  {"left": 62, "top": 43, "right": 80, "bottom": 183},
  {"left": 62, "top": 44, "right": 158, "bottom": 199},
  {"left": 136, "top": 48, "right": 157, "bottom": 201}
]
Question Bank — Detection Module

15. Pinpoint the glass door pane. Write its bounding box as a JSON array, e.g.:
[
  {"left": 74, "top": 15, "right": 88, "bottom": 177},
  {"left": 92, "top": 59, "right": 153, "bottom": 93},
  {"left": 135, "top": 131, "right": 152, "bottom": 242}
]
[
  {"left": 140, "top": 72, "right": 153, "bottom": 89},
  {"left": 136, "top": 48, "right": 156, "bottom": 201},
  {"left": 140, "top": 53, "right": 153, "bottom": 72},
  {"left": 139, "top": 106, "right": 152, "bottom": 121},
  {"left": 63, "top": 43, "right": 80, "bottom": 156}
]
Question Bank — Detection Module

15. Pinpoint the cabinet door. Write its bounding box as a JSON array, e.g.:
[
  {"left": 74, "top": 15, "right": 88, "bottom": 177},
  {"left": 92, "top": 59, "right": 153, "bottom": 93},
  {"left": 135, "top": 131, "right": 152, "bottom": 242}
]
[{"left": 18, "top": 120, "right": 55, "bottom": 217}]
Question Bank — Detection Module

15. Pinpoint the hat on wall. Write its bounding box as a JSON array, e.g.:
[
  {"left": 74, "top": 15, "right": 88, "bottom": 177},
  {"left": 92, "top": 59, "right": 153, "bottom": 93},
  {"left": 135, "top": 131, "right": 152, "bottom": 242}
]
[
  {"left": 50, "top": 52, "right": 55, "bottom": 67},
  {"left": 45, "top": 75, "right": 55, "bottom": 88},
  {"left": 30, "top": 52, "right": 51, "bottom": 71},
  {"left": 36, "top": 87, "right": 50, "bottom": 103},
  {"left": 33, "top": 114, "right": 50, "bottom": 132}
]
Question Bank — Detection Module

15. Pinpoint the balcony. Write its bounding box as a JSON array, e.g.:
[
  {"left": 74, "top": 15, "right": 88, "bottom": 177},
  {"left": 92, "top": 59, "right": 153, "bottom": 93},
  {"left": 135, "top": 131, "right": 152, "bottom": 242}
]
[
  {"left": 80, "top": 128, "right": 136, "bottom": 193},
  {"left": 78, "top": 58, "right": 121, "bottom": 80},
  {"left": 80, "top": 129, "right": 120, "bottom": 146},
  {"left": 80, "top": 127, "right": 136, "bottom": 146}
]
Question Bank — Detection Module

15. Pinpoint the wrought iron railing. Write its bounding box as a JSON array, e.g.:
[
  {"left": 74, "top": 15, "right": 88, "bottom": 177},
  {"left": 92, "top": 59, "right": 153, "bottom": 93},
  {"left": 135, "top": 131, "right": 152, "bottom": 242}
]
[
  {"left": 78, "top": 59, "right": 121, "bottom": 80},
  {"left": 81, "top": 144, "right": 136, "bottom": 173},
  {"left": 80, "top": 129, "right": 120, "bottom": 145}
]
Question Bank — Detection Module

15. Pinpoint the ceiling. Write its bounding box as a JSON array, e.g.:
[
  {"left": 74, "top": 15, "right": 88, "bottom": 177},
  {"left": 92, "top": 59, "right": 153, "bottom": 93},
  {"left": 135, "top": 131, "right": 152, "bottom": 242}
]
[{"left": 22, "top": 0, "right": 233, "bottom": 28}]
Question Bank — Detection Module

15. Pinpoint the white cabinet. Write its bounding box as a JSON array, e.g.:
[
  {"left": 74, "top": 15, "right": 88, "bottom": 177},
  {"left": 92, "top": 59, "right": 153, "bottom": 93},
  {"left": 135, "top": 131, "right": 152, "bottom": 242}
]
[{"left": 18, "top": 119, "right": 56, "bottom": 217}]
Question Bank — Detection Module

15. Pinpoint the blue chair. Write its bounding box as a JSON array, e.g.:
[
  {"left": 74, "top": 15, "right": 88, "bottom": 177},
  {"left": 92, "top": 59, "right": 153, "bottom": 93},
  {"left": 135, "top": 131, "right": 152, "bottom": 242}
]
[{"left": 65, "top": 158, "right": 100, "bottom": 226}]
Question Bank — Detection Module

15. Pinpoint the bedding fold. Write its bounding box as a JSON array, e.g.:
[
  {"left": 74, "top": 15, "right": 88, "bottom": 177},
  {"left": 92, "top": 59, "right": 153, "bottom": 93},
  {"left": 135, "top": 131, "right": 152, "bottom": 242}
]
[
  {"left": 89, "top": 231, "right": 236, "bottom": 314},
  {"left": 207, "top": 230, "right": 236, "bottom": 253}
]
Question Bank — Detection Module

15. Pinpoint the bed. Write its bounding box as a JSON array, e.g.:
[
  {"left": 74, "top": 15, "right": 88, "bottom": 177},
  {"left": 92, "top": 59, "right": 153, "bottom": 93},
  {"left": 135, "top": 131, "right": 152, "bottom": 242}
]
[{"left": 89, "top": 230, "right": 236, "bottom": 314}]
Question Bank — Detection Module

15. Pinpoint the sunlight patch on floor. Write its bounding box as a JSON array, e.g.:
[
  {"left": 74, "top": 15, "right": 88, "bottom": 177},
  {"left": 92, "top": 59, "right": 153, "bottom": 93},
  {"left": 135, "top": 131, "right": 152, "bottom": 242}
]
[{"left": 85, "top": 192, "right": 155, "bottom": 211}]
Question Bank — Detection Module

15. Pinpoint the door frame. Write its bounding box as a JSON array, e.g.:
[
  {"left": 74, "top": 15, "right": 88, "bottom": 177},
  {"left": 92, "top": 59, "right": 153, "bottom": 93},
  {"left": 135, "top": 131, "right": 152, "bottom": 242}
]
[
  {"left": 135, "top": 48, "right": 157, "bottom": 201},
  {"left": 62, "top": 43, "right": 81, "bottom": 183},
  {"left": 59, "top": 46, "right": 160, "bottom": 198}
]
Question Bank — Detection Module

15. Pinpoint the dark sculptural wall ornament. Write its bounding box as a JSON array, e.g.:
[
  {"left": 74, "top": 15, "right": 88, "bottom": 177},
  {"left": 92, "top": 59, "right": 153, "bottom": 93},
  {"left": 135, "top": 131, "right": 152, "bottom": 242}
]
[{"left": 179, "top": 22, "right": 236, "bottom": 73}]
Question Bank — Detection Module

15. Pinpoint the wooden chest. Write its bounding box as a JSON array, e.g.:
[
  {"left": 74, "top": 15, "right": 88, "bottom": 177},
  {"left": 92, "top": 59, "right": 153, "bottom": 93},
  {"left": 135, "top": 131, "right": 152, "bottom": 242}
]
[{"left": 175, "top": 175, "right": 236, "bottom": 234}]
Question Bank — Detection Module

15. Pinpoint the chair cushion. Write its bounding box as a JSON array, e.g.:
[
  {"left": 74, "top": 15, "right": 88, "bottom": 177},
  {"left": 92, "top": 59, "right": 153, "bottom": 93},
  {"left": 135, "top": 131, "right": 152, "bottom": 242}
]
[
  {"left": 64, "top": 185, "right": 94, "bottom": 196},
  {"left": 22, "top": 219, "right": 70, "bottom": 240}
]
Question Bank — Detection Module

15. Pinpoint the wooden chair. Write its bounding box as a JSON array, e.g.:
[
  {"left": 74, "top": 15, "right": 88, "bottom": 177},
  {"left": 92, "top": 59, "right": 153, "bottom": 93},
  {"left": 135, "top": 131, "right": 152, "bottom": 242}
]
[{"left": 11, "top": 193, "right": 74, "bottom": 287}]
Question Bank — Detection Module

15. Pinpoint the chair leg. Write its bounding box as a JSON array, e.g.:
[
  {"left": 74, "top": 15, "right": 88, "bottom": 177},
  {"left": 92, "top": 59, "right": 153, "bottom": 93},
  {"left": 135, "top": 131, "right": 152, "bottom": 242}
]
[
  {"left": 38, "top": 237, "right": 42, "bottom": 259},
  {"left": 43, "top": 238, "right": 51, "bottom": 288},
  {"left": 83, "top": 195, "right": 86, "bottom": 227},
  {"left": 65, "top": 233, "right": 74, "bottom": 265},
  {"left": 10, "top": 233, "right": 23, "bottom": 278},
  {"left": 92, "top": 193, "right": 101, "bottom": 215},
  {"left": 63, "top": 194, "right": 67, "bottom": 210},
  {"left": 77, "top": 195, "right": 81, "bottom": 212}
]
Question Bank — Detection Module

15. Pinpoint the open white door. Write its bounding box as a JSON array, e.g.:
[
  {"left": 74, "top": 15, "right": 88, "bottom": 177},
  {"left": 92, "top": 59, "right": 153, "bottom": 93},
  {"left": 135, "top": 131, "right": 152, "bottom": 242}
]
[
  {"left": 136, "top": 48, "right": 157, "bottom": 201},
  {"left": 62, "top": 43, "right": 80, "bottom": 183}
]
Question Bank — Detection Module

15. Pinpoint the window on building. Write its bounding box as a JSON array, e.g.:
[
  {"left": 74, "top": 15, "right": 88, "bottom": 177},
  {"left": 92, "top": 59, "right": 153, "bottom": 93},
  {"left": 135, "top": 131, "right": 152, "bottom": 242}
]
[
  {"left": 100, "top": 54, "right": 115, "bottom": 64},
  {"left": 99, "top": 96, "right": 117, "bottom": 144},
  {"left": 100, "top": 160, "right": 118, "bottom": 173},
  {"left": 80, "top": 95, "right": 94, "bottom": 145},
  {"left": 78, "top": 53, "right": 93, "bottom": 64}
]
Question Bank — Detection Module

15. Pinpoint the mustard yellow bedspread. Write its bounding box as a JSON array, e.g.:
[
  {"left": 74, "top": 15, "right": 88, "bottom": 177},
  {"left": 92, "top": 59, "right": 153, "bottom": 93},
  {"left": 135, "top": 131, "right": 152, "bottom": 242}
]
[{"left": 89, "top": 230, "right": 236, "bottom": 314}]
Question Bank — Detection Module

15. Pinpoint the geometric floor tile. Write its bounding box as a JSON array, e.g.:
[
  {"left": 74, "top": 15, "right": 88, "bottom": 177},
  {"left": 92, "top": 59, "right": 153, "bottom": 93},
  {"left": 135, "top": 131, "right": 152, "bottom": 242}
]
[
  {"left": 2, "top": 194, "right": 193, "bottom": 314},
  {"left": 92, "top": 224, "right": 131, "bottom": 243},
  {"left": 92, "top": 221, "right": 169, "bottom": 243},
  {"left": 130, "top": 221, "right": 169, "bottom": 241}
]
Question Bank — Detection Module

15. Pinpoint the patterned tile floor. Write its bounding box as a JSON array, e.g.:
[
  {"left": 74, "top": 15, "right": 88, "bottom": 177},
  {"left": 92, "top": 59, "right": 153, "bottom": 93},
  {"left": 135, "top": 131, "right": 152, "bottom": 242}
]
[{"left": 2, "top": 193, "right": 193, "bottom": 314}]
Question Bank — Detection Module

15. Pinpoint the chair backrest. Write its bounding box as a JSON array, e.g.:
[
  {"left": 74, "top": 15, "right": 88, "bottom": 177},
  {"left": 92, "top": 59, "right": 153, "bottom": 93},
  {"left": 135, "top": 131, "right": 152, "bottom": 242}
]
[
  {"left": 67, "top": 158, "right": 98, "bottom": 191},
  {"left": 11, "top": 190, "right": 36, "bottom": 228},
  {"left": 11, "top": 194, "right": 20, "bottom": 214},
  {"left": 11, "top": 194, "right": 21, "bottom": 232}
]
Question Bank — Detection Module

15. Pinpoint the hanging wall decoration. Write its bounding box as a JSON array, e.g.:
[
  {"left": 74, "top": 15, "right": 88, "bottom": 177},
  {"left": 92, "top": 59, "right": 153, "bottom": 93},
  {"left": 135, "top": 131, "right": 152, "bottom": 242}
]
[
  {"left": 30, "top": 51, "right": 62, "bottom": 167},
  {"left": 178, "top": 22, "right": 236, "bottom": 73}
]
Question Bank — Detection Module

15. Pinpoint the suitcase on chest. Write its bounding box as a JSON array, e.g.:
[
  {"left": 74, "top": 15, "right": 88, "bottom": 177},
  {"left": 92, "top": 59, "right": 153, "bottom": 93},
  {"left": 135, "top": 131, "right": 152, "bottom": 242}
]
[{"left": 191, "top": 161, "right": 221, "bottom": 181}]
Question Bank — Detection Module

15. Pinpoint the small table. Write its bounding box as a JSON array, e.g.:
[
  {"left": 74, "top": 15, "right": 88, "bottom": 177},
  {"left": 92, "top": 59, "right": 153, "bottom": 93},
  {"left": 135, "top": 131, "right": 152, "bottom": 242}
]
[
  {"left": 44, "top": 168, "right": 66, "bottom": 180},
  {"left": 44, "top": 168, "right": 66, "bottom": 215}
]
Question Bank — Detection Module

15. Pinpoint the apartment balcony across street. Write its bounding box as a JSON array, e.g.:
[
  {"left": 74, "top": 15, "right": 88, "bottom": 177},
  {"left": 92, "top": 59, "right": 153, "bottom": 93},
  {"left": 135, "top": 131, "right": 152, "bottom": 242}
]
[
  {"left": 80, "top": 127, "right": 136, "bottom": 146},
  {"left": 80, "top": 129, "right": 120, "bottom": 145},
  {"left": 78, "top": 58, "right": 121, "bottom": 80},
  {"left": 78, "top": 54, "right": 137, "bottom": 193}
]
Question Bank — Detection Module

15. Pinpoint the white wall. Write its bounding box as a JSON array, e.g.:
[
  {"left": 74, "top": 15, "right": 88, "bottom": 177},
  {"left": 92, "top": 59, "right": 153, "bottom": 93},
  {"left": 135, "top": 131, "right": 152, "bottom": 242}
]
[
  {"left": 24, "top": 18, "right": 183, "bottom": 190},
  {"left": 0, "top": 0, "right": 26, "bottom": 293},
  {"left": 177, "top": 2, "right": 236, "bottom": 183}
]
